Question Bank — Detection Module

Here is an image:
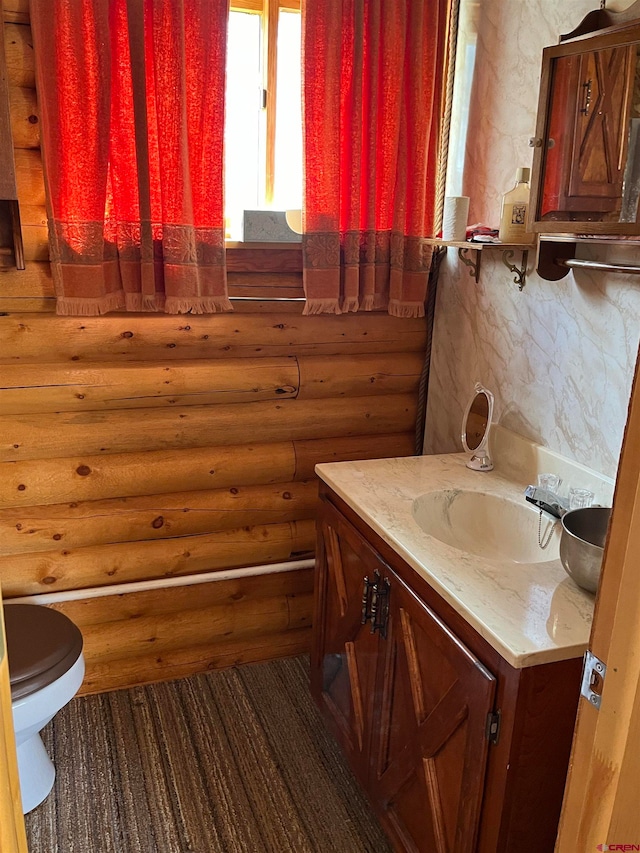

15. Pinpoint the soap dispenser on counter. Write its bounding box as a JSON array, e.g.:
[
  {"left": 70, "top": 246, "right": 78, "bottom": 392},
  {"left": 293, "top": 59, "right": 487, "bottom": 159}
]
[{"left": 499, "top": 167, "right": 533, "bottom": 244}]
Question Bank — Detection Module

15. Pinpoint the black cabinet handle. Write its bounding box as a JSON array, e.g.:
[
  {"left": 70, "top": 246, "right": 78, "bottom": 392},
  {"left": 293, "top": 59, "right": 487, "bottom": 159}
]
[
  {"left": 580, "top": 79, "right": 592, "bottom": 116},
  {"left": 361, "top": 575, "right": 376, "bottom": 624},
  {"left": 371, "top": 577, "right": 391, "bottom": 638}
]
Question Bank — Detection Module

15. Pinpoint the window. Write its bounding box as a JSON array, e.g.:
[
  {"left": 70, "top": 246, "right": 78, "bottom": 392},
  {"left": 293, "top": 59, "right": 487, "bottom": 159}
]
[{"left": 225, "top": 0, "right": 302, "bottom": 240}]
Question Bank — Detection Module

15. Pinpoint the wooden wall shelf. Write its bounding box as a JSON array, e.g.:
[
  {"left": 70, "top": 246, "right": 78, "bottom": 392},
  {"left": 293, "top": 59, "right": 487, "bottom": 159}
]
[
  {"left": 430, "top": 235, "right": 640, "bottom": 283},
  {"left": 426, "top": 238, "right": 535, "bottom": 290}
]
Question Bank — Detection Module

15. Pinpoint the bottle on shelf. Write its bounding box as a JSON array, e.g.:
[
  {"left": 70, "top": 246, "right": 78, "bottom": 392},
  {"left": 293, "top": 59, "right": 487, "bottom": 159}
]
[{"left": 499, "top": 167, "right": 533, "bottom": 245}]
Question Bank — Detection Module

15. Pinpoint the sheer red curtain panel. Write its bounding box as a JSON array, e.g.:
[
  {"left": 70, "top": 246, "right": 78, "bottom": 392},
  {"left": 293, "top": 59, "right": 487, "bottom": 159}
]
[
  {"left": 31, "top": 0, "right": 231, "bottom": 316},
  {"left": 302, "top": 0, "right": 448, "bottom": 317}
]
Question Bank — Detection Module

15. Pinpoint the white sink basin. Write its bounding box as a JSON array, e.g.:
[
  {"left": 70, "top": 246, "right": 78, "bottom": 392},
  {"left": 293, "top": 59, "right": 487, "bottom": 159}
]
[{"left": 412, "top": 489, "right": 560, "bottom": 563}]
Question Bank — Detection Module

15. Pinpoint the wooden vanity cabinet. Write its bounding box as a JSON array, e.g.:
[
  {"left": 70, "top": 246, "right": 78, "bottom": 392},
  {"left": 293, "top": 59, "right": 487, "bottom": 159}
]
[{"left": 311, "top": 484, "right": 583, "bottom": 853}]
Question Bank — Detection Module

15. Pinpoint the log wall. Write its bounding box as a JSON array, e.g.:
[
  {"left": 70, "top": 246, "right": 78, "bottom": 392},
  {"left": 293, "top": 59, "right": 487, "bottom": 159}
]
[{"left": 0, "top": 2, "right": 425, "bottom": 693}]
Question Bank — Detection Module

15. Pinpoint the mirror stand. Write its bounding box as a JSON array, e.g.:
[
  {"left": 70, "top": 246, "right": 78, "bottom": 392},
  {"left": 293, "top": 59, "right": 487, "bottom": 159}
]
[
  {"left": 465, "top": 443, "right": 494, "bottom": 473},
  {"left": 461, "top": 383, "right": 495, "bottom": 472}
]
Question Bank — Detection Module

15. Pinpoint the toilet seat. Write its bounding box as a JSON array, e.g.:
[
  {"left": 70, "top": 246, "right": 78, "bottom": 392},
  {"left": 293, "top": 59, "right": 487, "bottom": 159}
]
[{"left": 4, "top": 604, "right": 83, "bottom": 701}]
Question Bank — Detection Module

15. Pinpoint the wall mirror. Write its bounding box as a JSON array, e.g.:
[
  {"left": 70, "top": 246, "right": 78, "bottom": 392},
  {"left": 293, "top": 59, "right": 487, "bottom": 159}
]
[
  {"left": 461, "top": 383, "right": 494, "bottom": 471},
  {"left": 529, "top": 2, "right": 640, "bottom": 235}
]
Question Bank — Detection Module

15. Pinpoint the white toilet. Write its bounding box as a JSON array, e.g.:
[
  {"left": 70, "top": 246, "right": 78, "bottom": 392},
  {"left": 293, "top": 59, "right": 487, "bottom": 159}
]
[{"left": 4, "top": 603, "right": 85, "bottom": 813}]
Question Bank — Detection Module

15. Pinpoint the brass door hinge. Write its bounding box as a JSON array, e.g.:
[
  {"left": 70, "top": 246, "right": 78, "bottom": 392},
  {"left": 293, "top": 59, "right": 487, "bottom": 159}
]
[{"left": 486, "top": 710, "right": 501, "bottom": 745}]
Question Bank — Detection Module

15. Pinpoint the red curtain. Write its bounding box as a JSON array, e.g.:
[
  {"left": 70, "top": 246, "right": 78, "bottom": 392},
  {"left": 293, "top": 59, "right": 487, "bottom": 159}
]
[
  {"left": 302, "top": 0, "right": 447, "bottom": 317},
  {"left": 31, "top": 0, "right": 231, "bottom": 316}
]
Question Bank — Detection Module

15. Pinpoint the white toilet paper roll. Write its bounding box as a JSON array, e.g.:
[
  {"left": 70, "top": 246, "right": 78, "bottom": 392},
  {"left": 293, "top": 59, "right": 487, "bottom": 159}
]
[{"left": 442, "top": 196, "right": 470, "bottom": 241}]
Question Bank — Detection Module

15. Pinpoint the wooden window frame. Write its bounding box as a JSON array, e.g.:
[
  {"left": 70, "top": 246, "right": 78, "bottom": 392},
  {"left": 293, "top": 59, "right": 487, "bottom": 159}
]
[{"left": 230, "top": 0, "right": 301, "bottom": 207}]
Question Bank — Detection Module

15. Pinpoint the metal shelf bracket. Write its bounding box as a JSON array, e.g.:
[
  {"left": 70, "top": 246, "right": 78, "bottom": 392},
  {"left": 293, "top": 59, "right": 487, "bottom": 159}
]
[
  {"left": 458, "top": 247, "right": 481, "bottom": 283},
  {"left": 501, "top": 249, "right": 529, "bottom": 290}
]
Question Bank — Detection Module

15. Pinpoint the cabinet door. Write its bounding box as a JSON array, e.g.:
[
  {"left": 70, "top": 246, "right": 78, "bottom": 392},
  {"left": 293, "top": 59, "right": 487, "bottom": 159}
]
[
  {"left": 566, "top": 45, "right": 635, "bottom": 212},
  {"left": 370, "top": 567, "right": 496, "bottom": 853},
  {"left": 311, "top": 501, "right": 385, "bottom": 782}
]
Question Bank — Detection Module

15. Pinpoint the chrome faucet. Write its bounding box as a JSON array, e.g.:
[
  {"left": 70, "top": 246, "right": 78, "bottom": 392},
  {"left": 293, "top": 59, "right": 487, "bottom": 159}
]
[{"left": 524, "top": 485, "right": 569, "bottom": 519}]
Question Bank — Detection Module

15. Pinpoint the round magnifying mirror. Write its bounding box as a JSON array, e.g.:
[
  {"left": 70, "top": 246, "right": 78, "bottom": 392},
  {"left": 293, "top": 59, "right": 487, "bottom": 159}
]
[{"left": 461, "top": 384, "right": 494, "bottom": 471}]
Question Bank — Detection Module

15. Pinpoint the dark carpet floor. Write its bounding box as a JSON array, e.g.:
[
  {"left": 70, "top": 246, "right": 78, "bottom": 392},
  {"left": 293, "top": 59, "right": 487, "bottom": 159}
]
[{"left": 25, "top": 656, "right": 391, "bottom": 853}]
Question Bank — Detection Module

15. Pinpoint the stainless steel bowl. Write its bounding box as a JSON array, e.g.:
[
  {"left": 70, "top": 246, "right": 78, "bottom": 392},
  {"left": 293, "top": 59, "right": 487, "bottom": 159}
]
[{"left": 560, "top": 507, "right": 612, "bottom": 593}]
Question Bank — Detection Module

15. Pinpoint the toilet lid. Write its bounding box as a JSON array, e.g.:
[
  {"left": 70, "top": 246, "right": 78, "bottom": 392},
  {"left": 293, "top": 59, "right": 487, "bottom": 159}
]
[{"left": 4, "top": 604, "right": 83, "bottom": 700}]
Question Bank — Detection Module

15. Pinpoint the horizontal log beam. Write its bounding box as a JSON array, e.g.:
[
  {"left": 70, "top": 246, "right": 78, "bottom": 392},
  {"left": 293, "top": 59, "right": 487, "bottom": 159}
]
[
  {"left": 0, "top": 358, "right": 300, "bottom": 413},
  {"left": 226, "top": 271, "right": 303, "bottom": 301},
  {"left": 0, "top": 261, "right": 52, "bottom": 297},
  {"left": 0, "top": 267, "right": 307, "bottom": 307},
  {"left": 0, "top": 441, "right": 296, "bottom": 507},
  {"left": 0, "top": 394, "right": 417, "bottom": 461},
  {"left": 297, "top": 352, "right": 423, "bottom": 399},
  {"left": 0, "top": 480, "right": 318, "bottom": 554},
  {"left": 50, "top": 571, "right": 314, "bottom": 693},
  {"left": 0, "top": 352, "right": 421, "bottom": 414},
  {"left": 217, "top": 300, "right": 306, "bottom": 314},
  {"left": 11, "top": 302, "right": 306, "bottom": 317},
  {"left": 0, "top": 518, "right": 316, "bottom": 596},
  {"left": 0, "top": 432, "right": 412, "bottom": 508},
  {"left": 293, "top": 432, "right": 416, "bottom": 478},
  {"left": 0, "top": 312, "right": 427, "bottom": 363},
  {"left": 226, "top": 245, "right": 301, "bottom": 273},
  {"left": 227, "top": 271, "right": 301, "bottom": 290},
  {"left": 0, "top": 258, "right": 304, "bottom": 294},
  {"left": 76, "top": 626, "right": 312, "bottom": 694},
  {"left": 0, "top": 297, "right": 54, "bottom": 313},
  {"left": 79, "top": 592, "right": 313, "bottom": 662},
  {"left": 50, "top": 567, "right": 314, "bottom": 627},
  {"left": 227, "top": 282, "right": 303, "bottom": 300}
]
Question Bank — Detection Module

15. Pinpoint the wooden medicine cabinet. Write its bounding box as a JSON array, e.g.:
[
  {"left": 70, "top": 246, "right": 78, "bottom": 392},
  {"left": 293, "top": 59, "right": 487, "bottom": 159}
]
[{"left": 529, "top": 1, "right": 640, "bottom": 236}]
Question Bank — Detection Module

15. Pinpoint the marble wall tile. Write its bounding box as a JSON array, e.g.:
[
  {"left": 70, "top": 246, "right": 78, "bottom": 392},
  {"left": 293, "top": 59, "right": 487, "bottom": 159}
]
[{"left": 426, "top": 0, "right": 640, "bottom": 480}]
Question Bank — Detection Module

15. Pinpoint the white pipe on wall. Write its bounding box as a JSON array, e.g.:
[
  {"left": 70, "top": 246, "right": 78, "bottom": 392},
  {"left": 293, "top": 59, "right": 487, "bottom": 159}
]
[{"left": 7, "top": 559, "right": 316, "bottom": 606}]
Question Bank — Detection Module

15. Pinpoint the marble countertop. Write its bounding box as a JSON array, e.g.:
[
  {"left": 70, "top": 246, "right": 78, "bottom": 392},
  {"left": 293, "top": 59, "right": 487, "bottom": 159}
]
[{"left": 316, "top": 453, "right": 595, "bottom": 668}]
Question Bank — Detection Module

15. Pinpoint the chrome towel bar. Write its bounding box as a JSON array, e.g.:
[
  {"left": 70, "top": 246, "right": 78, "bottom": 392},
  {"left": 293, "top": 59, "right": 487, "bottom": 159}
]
[{"left": 558, "top": 258, "right": 640, "bottom": 275}]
